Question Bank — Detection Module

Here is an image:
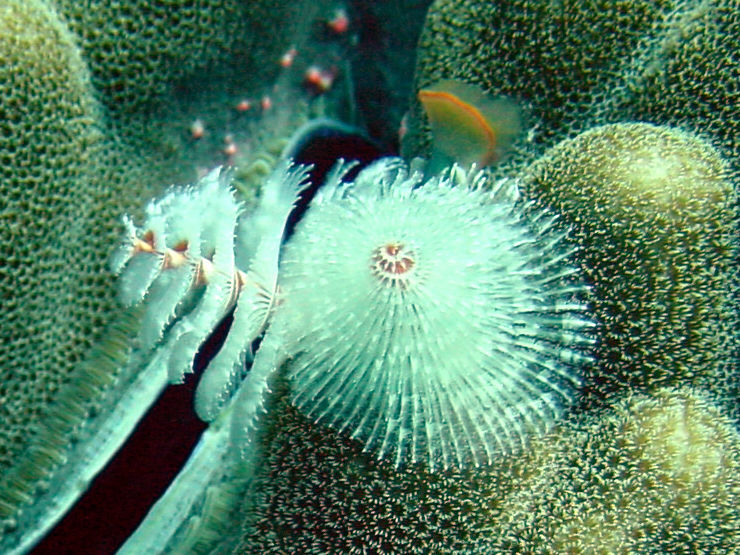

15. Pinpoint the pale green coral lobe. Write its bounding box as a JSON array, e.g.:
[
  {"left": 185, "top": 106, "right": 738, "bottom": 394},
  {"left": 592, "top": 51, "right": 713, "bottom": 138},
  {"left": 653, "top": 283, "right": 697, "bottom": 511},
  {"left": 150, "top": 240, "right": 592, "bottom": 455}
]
[
  {"left": 0, "top": 0, "right": 334, "bottom": 551},
  {"left": 522, "top": 123, "right": 738, "bottom": 407}
]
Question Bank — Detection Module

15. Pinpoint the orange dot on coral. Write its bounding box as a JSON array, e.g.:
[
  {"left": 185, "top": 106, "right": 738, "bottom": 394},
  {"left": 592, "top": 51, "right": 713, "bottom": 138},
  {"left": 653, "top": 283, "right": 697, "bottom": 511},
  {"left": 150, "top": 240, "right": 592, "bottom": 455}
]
[
  {"left": 223, "top": 142, "right": 238, "bottom": 156},
  {"left": 327, "top": 9, "right": 349, "bottom": 34},
  {"left": 190, "top": 119, "right": 205, "bottom": 139},
  {"left": 280, "top": 47, "right": 297, "bottom": 68}
]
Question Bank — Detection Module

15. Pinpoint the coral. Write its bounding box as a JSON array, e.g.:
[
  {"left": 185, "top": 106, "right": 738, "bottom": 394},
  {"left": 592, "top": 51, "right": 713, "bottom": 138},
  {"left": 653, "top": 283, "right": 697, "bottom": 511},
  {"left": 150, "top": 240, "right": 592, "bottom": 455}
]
[
  {"left": 403, "top": 0, "right": 740, "bottom": 186},
  {"left": 0, "top": 0, "right": 105, "bottom": 482},
  {"left": 0, "top": 0, "right": 165, "bottom": 531},
  {"left": 238, "top": 384, "right": 740, "bottom": 553},
  {"left": 0, "top": 0, "right": 336, "bottom": 546},
  {"left": 49, "top": 0, "right": 333, "bottom": 190},
  {"left": 484, "top": 387, "right": 740, "bottom": 552},
  {"left": 596, "top": 1, "right": 740, "bottom": 178},
  {"left": 50, "top": 0, "right": 316, "bottom": 120},
  {"left": 521, "top": 122, "right": 738, "bottom": 405},
  {"left": 237, "top": 378, "right": 504, "bottom": 553}
]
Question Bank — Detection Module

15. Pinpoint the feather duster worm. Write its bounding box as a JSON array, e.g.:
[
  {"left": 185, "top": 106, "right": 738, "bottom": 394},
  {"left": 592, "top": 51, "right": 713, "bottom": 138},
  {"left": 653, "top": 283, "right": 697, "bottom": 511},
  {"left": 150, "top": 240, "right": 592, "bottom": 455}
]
[
  {"left": 230, "top": 159, "right": 593, "bottom": 470},
  {"left": 111, "top": 162, "right": 311, "bottom": 421},
  {"left": 114, "top": 158, "right": 592, "bottom": 471}
]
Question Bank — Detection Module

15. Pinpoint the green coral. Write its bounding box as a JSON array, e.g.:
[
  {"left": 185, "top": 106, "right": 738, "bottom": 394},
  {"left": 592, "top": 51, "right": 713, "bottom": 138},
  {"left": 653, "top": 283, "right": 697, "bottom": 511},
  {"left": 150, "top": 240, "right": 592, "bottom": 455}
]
[
  {"left": 521, "top": 122, "right": 738, "bottom": 406},
  {"left": 484, "top": 387, "right": 740, "bottom": 552},
  {"left": 0, "top": 0, "right": 107, "bottom": 480},
  {"left": 50, "top": 0, "right": 314, "bottom": 119},
  {"left": 403, "top": 0, "right": 678, "bottom": 166},
  {"left": 237, "top": 381, "right": 740, "bottom": 553},
  {"left": 597, "top": 1, "right": 740, "bottom": 177},
  {"left": 236, "top": 377, "right": 502, "bottom": 553},
  {"left": 231, "top": 1, "right": 740, "bottom": 552},
  {"left": 0, "top": 0, "right": 332, "bottom": 536},
  {"left": 403, "top": 0, "right": 740, "bottom": 182}
]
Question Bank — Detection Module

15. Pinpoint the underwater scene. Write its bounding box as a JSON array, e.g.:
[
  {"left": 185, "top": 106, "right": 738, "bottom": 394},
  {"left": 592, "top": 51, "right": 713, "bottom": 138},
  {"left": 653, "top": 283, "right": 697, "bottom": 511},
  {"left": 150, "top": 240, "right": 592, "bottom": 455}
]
[{"left": 0, "top": 0, "right": 738, "bottom": 553}]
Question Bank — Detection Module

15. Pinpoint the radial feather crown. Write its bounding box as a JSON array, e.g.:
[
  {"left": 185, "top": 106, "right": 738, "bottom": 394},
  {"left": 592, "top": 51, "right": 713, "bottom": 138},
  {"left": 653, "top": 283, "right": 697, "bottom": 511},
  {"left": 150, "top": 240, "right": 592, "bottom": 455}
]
[{"left": 273, "top": 159, "right": 593, "bottom": 470}]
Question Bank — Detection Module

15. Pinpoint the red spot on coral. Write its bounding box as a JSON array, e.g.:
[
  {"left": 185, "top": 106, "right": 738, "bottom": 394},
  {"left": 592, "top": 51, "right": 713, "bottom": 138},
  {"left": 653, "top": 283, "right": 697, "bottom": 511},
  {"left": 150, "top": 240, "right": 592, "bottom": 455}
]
[
  {"left": 279, "top": 47, "right": 297, "bottom": 68},
  {"left": 235, "top": 99, "right": 251, "bottom": 112},
  {"left": 327, "top": 8, "right": 349, "bottom": 34}
]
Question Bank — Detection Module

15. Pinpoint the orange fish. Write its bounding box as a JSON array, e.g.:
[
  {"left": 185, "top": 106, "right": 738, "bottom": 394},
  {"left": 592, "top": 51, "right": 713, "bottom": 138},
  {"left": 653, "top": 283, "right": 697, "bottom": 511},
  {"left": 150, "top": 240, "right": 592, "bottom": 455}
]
[{"left": 418, "top": 79, "right": 522, "bottom": 169}]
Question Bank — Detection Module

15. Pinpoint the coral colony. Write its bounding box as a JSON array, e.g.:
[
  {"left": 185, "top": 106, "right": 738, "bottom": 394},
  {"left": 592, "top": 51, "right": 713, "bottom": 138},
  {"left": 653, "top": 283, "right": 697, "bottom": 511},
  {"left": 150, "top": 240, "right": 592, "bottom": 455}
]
[{"left": 112, "top": 157, "right": 593, "bottom": 470}]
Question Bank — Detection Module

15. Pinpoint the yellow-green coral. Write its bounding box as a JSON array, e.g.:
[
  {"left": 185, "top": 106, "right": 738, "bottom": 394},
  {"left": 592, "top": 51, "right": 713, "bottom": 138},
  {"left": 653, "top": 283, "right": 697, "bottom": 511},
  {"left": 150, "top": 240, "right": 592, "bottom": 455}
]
[
  {"left": 598, "top": 1, "right": 740, "bottom": 177},
  {"left": 484, "top": 387, "right": 740, "bottom": 552},
  {"left": 521, "top": 122, "right": 738, "bottom": 406},
  {"left": 0, "top": 0, "right": 105, "bottom": 478},
  {"left": 237, "top": 381, "right": 740, "bottom": 553},
  {"left": 0, "top": 0, "right": 334, "bottom": 542},
  {"left": 50, "top": 0, "right": 315, "bottom": 119}
]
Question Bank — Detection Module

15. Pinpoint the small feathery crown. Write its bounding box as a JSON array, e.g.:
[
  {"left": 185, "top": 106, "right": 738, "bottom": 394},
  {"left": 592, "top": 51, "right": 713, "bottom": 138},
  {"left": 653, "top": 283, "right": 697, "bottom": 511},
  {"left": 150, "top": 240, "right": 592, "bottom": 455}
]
[
  {"left": 273, "top": 159, "right": 593, "bottom": 470},
  {"left": 110, "top": 161, "right": 310, "bottom": 422}
]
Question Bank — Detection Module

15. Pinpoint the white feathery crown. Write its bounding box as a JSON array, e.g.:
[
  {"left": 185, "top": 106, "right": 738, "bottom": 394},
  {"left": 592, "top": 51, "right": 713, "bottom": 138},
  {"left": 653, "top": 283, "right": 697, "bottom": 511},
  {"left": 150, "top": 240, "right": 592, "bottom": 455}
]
[
  {"left": 269, "top": 159, "right": 592, "bottom": 469},
  {"left": 112, "top": 157, "right": 593, "bottom": 471}
]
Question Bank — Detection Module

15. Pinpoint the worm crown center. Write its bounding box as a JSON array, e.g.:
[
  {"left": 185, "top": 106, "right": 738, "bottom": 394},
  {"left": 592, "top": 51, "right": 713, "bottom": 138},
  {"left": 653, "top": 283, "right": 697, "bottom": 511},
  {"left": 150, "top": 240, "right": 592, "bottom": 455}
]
[{"left": 370, "top": 242, "right": 417, "bottom": 288}]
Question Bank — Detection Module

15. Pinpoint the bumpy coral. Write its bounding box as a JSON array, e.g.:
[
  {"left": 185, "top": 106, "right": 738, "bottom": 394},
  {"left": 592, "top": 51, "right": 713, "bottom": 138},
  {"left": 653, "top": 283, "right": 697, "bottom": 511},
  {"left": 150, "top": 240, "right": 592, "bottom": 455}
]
[
  {"left": 403, "top": 0, "right": 678, "bottom": 164},
  {"left": 231, "top": 1, "right": 740, "bottom": 553},
  {"left": 236, "top": 378, "right": 516, "bottom": 553},
  {"left": 484, "top": 387, "right": 740, "bottom": 552},
  {"left": 238, "top": 384, "right": 740, "bottom": 553},
  {"left": 597, "top": 1, "right": 740, "bottom": 178},
  {"left": 0, "top": 0, "right": 335, "bottom": 542},
  {"left": 0, "top": 0, "right": 104, "bottom": 479},
  {"left": 50, "top": 0, "right": 316, "bottom": 119},
  {"left": 522, "top": 122, "right": 738, "bottom": 405}
]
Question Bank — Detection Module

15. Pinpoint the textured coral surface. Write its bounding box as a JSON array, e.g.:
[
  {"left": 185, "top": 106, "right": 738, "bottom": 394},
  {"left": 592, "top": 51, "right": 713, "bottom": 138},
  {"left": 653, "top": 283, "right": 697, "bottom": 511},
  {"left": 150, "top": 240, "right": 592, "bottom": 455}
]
[
  {"left": 0, "top": 0, "right": 737, "bottom": 552},
  {"left": 238, "top": 0, "right": 739, "bottom": 552}
]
